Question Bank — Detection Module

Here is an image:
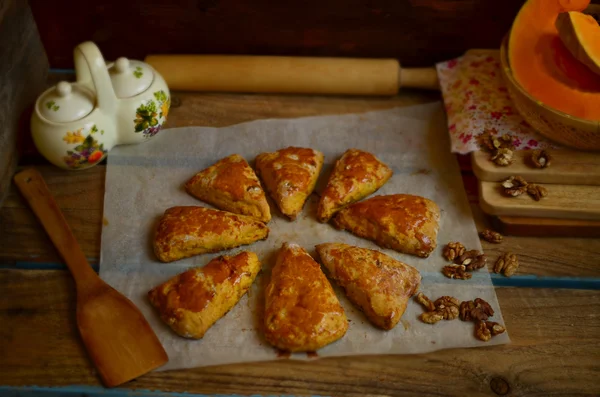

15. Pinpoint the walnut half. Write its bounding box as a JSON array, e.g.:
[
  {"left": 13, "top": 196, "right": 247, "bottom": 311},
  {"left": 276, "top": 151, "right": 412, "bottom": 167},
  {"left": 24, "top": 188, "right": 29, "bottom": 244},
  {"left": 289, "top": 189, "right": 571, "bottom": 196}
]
[
  {"left": 420, "top": 311, "right": 444, "bottom": 324},
  {"left": 527, "top": 184, "right": 548, "bottom": 201},
  {"left": 459, "top": 298, "right": 495, "bottom": 322},
  {"left": 478, "top": 129, "right": 498, "bottom": 152},
  {"left": 480, "top": 229, "right": 503, "bottom": 244},
  {"left": 475, "top": 321, "right": 506, "bottom": 342},
  {"left": 434, "top": 296, "right": 460, "bottom": 320},
  {"left": 492, "top": 148, "right": 514, "bottom": 166},
  {"left": 457, "top": 250, "right": 487, "bottom": 271},
  {"left": 443, "top": 242, "right": 466, "bottom": 262},
  {"left": 415, "top": 292, "right": 435, "bottom": 312},
  {"left": 501, "top": 175, "right": 528, "bottom": 197},
  {"left": 478, "top": 130, "right": 516, "bottom": 152},
  {"left": 498, "top": 134, "right": 516, "bottom": 150},
  {"left": 442, "top": 264, "right": 472, "bottom": 280},
  {"left": 494, "top": 252, "right": 519, "bottom": 277},
  {"left": 530, "top": 149, "right": 552, "bottom": 169},
  {"left": 416, "top": 293, "right": 460, "bottom": 324}
]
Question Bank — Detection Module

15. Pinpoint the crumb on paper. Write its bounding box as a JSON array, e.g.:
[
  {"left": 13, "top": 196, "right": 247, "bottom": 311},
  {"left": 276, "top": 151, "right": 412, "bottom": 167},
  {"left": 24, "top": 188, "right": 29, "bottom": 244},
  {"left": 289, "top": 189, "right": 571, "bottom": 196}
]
[{"left": 411, "top": 168, "right": 432, "bottom": 176}]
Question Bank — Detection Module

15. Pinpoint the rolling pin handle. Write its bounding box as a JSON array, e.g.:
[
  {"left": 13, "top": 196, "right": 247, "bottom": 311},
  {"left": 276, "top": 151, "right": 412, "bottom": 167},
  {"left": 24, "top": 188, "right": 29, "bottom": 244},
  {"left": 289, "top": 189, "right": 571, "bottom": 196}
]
[{"left": 398, "top": 65, "right": 440, "bottom": 90}]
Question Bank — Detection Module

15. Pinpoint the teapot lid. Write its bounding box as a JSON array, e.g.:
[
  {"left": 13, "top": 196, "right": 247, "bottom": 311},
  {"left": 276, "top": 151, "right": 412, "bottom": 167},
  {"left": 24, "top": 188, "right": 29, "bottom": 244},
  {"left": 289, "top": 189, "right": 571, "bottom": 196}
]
[
  {"left": 108, "top": 57, "right": 153, "bottom": 98},
  {"left": 38, "top": 81, "right": 95, "bottom": 123}
]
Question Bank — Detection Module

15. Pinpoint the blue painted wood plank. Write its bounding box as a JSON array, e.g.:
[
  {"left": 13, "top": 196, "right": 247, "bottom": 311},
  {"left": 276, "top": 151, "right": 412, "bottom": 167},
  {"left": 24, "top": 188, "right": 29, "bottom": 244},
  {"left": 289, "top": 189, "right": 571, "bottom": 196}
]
[
  {"left": 2, "top": 261, "right": 598, "bottom": 290},
  {"left": 0, "top": 385, "right": 322, "bottom": 397},
  {"left": 2, "top": 251, "right": 598, "bottom": 290},
  {"left": 0, "top": 261, "right": 99, "bottom": 272},
  {"left": 489, "top": 273, "right": 600, "bottom": 289},
  {"left": 49, "top": 68, "right": 75, "bottom": 74}
]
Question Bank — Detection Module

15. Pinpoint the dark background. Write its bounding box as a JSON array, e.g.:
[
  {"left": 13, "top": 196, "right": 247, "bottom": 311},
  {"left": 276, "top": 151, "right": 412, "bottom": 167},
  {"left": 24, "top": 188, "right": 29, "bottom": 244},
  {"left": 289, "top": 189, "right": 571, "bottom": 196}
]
[{"left": 30, "top": 0, "right": 529, "bottom": 69}]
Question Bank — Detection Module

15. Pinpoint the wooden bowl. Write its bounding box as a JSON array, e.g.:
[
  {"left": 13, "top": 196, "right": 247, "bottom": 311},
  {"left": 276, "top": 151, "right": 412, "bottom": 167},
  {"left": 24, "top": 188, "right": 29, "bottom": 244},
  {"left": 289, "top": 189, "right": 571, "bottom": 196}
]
[{"left": 499, "top": 36, "right": 600, "bottom": 151}]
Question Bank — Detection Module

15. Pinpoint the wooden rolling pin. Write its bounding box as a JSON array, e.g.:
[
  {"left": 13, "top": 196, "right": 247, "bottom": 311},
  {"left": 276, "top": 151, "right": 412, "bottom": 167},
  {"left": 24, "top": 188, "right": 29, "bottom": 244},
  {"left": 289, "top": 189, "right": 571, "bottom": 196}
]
[{"left": 144, "top": 55, "right": 440, "bottom": 95}]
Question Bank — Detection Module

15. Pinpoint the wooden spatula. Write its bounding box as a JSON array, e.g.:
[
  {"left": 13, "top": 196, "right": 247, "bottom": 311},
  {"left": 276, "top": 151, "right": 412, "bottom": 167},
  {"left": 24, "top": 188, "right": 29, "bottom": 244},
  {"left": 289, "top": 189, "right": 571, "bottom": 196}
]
[{"left": 13, "top": 167, "right": 168, "bottom": 387}]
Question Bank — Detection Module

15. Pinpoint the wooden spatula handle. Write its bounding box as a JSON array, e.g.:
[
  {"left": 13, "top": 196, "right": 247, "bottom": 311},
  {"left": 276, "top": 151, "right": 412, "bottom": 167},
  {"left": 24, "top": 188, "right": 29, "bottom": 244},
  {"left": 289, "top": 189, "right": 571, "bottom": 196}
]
[
  {"left": 14, "top": 168, "right": 97, "bottom": 285},
  {"left": 15, "top": 168, "right": 168, "bottom": 388}
]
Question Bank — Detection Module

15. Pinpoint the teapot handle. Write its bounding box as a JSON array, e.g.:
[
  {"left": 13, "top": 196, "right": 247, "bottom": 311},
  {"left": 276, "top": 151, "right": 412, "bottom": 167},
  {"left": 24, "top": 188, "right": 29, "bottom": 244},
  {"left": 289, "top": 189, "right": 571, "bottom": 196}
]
[{"left": 74, "top": 41, "right": 117, "bottom": 114}]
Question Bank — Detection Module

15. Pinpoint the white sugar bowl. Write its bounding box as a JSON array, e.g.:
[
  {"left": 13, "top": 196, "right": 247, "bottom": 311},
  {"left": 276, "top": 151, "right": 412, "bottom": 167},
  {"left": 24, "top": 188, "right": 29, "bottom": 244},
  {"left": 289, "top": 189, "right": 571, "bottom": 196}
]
[{"left": 31, "top": 41, "right": 170, "bottom": 170}]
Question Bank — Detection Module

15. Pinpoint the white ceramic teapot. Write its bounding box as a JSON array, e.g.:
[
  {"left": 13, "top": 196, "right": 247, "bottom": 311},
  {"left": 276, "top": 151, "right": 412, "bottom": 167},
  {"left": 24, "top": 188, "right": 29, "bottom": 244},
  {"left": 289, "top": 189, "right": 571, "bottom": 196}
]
[{"left": 31, "top": 41, "right": 170, "bottom": 170}]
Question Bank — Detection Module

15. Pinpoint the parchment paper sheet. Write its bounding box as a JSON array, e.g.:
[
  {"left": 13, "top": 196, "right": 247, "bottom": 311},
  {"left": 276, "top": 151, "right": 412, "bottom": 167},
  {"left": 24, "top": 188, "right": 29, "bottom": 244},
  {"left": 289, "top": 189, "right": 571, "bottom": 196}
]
[{"left": 100, "top": 102, "right": 509, "bottom": 372}]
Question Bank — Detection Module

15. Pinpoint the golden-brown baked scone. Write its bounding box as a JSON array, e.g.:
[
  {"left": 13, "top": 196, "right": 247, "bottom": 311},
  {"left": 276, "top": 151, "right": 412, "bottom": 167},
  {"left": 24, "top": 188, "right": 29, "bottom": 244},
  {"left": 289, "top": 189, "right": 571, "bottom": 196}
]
[
  {"left": 264, "top": 242, "right": 348, "bottom": 352},
  {"left": 316, "top": 243, "right": 421, "bottom": 330},
  {"left": 153, "top": 206, "right": 269, "bottom": 263},
  {"left": 317, "top": 149, "right": 392, "bottom": 223},
  {"left": 332, "top": 194, "right": 440, "bottom": 258},
  {"left": 255, "top": 147, "right": 324, "bottom": 220},
  {"left": 185, "top": 154, "right": 271, "bottom": 223},
  {"left": 148, "top": 251, "right": 261, "bottom": 339}
]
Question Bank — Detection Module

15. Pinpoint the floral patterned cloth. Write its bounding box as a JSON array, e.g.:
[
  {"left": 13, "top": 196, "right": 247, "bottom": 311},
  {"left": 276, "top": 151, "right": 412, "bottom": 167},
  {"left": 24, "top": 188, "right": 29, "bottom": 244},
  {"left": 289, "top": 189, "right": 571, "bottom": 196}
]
[{"left": 436, "top": 51, "right": 559, "bottom": 154}]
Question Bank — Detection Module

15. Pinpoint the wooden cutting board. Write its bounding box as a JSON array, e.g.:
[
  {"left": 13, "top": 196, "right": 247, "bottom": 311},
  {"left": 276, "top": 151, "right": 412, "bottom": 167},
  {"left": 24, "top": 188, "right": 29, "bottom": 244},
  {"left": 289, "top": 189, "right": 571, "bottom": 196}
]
[
  {"left": 491, "top": 215, "right": 600, "bottom": 237},
  {"left": 479, "top": 180, "right": 600, "bottom": 220},
  {"left": 472, "top": 149, "right": 600, "bottom": 185},
  {"left": 472, "top": 149, "right": 600, "bottom": 235}
]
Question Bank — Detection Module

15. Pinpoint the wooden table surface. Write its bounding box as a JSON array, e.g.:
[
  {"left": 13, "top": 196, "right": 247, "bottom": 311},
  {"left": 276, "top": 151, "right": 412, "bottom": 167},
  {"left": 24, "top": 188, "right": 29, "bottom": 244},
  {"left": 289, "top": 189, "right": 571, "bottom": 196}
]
[{"left": 1, "top": 91, "right": 599, "bottom": 397}]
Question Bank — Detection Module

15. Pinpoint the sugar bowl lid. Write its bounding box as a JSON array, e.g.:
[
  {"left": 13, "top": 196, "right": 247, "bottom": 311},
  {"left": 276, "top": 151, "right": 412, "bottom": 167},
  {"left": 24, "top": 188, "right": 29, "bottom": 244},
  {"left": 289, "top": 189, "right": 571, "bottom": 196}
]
[
  {"left": 38, "top": 81, "right": 95, "bottom": 123},
  {"left": 108, "top": 57, "right": 154, "bottom": 98}
]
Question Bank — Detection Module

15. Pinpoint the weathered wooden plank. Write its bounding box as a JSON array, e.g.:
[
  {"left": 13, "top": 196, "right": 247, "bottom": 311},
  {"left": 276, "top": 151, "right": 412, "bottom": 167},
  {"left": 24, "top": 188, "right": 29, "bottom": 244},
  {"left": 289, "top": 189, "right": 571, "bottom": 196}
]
[
  {"left": 0, "top": 269, "right": 598, "bottom": 396},
  {"left": 30, "top": 0, "right": 524, "bottom": 69},
  {"left": 0, "top": 166, "right": 104, "bottom": 266},
  {"left": 0, "top": 0, "right": 48, "bottom": 207},
  {"left": 474, "top": 203, "right": 600, "bottom": 278},
  {"left": 164, "top": 91, "right": 441, "bottom": 128}
]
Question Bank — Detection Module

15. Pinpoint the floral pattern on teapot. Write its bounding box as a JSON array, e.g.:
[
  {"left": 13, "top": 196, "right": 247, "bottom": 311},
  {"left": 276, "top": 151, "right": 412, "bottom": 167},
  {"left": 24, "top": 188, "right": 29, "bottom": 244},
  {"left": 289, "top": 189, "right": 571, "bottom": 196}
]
[
  {"left": 63, "top": 124, "right": 108, "bottom": 169},
  {"left": 134, "top": 90, "right": 170, "bottom": 138}
]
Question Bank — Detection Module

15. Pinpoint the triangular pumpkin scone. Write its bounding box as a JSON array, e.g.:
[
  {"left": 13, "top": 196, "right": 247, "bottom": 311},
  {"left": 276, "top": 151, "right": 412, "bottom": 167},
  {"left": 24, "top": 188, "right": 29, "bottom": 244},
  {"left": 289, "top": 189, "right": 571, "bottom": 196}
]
[
  {"left": 255, "top": 147, "right": 324, "bottom": 220},
  {"left": 264, "top": 243, "right": 348, "bottom": 352},
  {"left": 316, "top": 243, "right": 421, "bottom": 330},
  {"left": 153, "top": 206, "right": 269, "bottom": 263},
  {"left": 317, "top": 149, "right": 392, "bottom": 223},
  {"left": 332, "top": 194, "right": 440, "bottom": 258},
  {"left": 185, "top": 154, "right": 271, "bottom": 223},
  {"left": 148, "top": 251, "right": 261, "bottom": 339}
]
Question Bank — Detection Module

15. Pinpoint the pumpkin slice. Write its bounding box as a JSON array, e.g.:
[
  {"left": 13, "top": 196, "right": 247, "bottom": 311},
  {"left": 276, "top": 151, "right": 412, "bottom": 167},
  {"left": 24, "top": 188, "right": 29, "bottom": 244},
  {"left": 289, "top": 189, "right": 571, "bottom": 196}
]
[
  {"left": 508, "top": 0, "right": 600, "bottom": 121},
  {"left": 556, "top": 11, "right": 600, "bottom": 76}
]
